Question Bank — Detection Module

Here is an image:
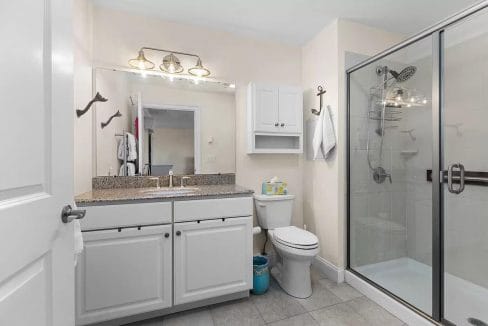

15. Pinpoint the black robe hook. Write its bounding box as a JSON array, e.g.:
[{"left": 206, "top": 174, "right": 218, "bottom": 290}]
[
  {"left": 76, "top": 92, "right": 108, "bottom": 118},
  {"left": 101, "top": 110, "right": 122, "bottom": 129}
]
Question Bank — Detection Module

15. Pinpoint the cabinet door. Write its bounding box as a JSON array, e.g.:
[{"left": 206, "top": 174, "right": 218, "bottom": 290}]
[
  {"left": 76, "top": 225, "right": 172, "bottom": 325},
  {"left": 278, "top": 86, "right": 303, "bottom": 133},
  {"left": 253, "top": 84, "right": 280, "bottom": 132},
  {"left": 174, "top": 216, "right": 252, "bottom": 305}
]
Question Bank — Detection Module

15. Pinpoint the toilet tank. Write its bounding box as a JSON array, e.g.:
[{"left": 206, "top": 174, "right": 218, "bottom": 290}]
[{"left": 254, "top": 194, "right": 295, "bottom": 229}]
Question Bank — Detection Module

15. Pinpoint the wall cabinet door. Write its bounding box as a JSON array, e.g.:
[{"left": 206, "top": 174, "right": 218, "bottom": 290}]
[
  {"left": 278, "top": 86, "right": 303, "bottom": 133},
  {"left": 174, "top": 216, "right": 252, "bottom": 305},
  {"left": 76, "top": 225, "right": 172, "bottom": 325},
  {"left": 253, "top": 84, "right": 280, "bottom": 132}
]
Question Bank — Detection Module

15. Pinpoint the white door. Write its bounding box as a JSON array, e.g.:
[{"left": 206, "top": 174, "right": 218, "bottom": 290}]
[
  {"left": 0, "top": 1, "right": 75, "bottom": 325},
  {"left": 173, "top": 217, "right": 252, "bottom": 305},
  {"left": 278, "top": 86, "right": 302, "bottom": 133},
  {"left": 76, "top": 225, "right": 172, "bottom": 325},
  {"left": 253, "top": 84, "right": 280, "bottom": 132}
]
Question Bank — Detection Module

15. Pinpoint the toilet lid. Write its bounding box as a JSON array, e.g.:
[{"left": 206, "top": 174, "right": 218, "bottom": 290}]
[{"left": 273, "top": 226, "right": 318, "bottom": 248}]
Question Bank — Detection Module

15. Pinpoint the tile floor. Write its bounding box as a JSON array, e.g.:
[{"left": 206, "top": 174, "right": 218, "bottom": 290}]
[{"left": 126, "top": 267, "right": 407, "bottom": 326}]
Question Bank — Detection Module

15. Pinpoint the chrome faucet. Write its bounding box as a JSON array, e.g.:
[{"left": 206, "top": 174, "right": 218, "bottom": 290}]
[
  {"left": 169, "top": 170, "right": 174, "bottom": 188},
  {"left": 180, "top": 176, "right": 190, "bottom": 188}
]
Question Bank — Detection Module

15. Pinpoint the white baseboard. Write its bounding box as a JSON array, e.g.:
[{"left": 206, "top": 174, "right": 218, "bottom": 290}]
[
  {"left": 312, "top": 256, "right": 345, "bottom": 283},
  {"left": 345, "top": 271, "right": 435, "bottom": 326}
]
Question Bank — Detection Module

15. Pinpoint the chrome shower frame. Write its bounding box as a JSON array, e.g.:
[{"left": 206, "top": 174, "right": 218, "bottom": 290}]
[{"left": 346, "top": 1, "right": 488, "bottom": 325}]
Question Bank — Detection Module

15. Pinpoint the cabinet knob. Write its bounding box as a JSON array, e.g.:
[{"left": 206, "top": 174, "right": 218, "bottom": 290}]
[
  {"left": 280, "top": 123, "right": 285, "bottom": 127},
  {"left": 164, "top": 233, "right": 170, "bottom": 238},
  {"left": 176, "top": 230, "right": 181, "bottom": 236},
  {"left": 274, "top": 122, "right": 279, "bottom": 127}
]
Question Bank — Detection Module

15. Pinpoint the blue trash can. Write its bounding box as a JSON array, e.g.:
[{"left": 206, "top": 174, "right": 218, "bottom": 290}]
[{"left": 252, "top": 255, "right": 269, "bottom": 295}]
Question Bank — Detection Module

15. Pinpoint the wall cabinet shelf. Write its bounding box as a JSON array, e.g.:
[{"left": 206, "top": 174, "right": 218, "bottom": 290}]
[{"left": 247, "top": 83, "right": 303, "bottom": 153}]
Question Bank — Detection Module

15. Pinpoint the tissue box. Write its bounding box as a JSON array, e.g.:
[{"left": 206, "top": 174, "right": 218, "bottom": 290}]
[{"left": 261, "top": 181, "right": 288, "bottom": 195}]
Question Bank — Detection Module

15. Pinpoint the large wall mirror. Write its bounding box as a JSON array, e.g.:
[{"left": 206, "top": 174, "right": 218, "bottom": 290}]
[{"left": 93, "top": 68, "right": 236, "bottom": 176}]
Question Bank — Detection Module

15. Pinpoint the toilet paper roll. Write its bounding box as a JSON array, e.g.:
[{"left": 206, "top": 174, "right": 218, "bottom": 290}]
[{"left": 252, "top": 226, "right": 262, "bottom": 235}]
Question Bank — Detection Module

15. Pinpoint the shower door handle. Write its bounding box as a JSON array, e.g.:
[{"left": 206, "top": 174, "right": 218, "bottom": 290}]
[{"left": 447, "top": 163, "right": 465, "bottom": 194}]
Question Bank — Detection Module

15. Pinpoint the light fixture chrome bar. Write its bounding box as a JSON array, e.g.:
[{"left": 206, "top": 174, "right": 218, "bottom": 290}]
[{"left": 140, "top": 47, "right": 201, "bottom": 60}]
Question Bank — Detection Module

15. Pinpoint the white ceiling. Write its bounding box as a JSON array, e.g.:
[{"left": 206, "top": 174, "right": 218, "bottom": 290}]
[{"left": 91, "top": 0, "right": 480, "bottom": 45}]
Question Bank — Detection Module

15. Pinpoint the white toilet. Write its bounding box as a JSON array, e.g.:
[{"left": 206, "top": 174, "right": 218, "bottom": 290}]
[{"left": 254, "top": 194, "right": 319, "bottom": 298}]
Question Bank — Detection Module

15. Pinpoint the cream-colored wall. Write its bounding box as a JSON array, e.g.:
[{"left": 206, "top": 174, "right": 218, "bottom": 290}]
[
  {"left": 73, "top": 0, "right": 93, "bottom": 195},
  {"left": 90, "top": 7, "right": 303, "bottom": 251},
  {"left": 302, "top": 19, "right": 405, "bottom": 268},
  {"left": 95, "top": 69, "right": 132, "bottom": 176},
  {"left": 130, "top": 80, "right": 236, "bottom": 174}
]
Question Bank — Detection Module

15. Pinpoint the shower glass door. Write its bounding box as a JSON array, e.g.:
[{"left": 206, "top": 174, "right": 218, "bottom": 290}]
[
  {"left": 442, "top": 8, "right": 488, "bottom": 325},
  {"left": 348, "top": 35, "right": 434, "bottom": 315}
]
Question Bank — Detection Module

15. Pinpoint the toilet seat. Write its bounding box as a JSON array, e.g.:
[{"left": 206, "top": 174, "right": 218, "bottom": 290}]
[{"left": 272, "top": 226, "right": 318, "bottom": 250}]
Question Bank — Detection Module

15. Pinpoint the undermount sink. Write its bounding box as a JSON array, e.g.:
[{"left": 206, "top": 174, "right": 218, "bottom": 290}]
[{"left": 141, "top": 187, "right": 200, "bottom": 196}]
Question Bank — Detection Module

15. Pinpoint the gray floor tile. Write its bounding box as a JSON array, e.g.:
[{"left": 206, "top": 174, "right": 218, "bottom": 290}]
[
  {"left": 268, "top": 313, "right": 319, "bottom": 326},
  {"left": 310, "top": 266, "right": 326, "bottom": 284},
  {"left": 163, "top": 308, "right": 214, "bottom": 326},
  {"left": 251, "top": 280, "right": 307, "bottom": 323},
  {"left": 294, "top": 281, "right": 342, "bottom": 312},
  {"left": 310, "top": 303, "right": 369, "bottom": 326},
  {"left": 318, "top": 278, "right": 363, "bottom": 302},
  {"left": 210, "top": 299, "right": 265, "bottom": 326},
  {"left": 346, "top": 297, "right": 403, "bottom": 326}
]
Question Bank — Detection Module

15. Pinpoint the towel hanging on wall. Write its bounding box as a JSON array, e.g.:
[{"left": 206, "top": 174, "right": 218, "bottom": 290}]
[{"left": 312, "top": 105, "right": 336, "bottom": 160}]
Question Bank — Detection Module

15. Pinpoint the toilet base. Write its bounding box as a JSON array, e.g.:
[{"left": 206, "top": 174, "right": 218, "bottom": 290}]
[{"left": 271, "top": 259, "right": 313, "bottom": 299}]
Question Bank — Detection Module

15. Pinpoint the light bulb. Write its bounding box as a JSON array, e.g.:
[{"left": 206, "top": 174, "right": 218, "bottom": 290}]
[
  {"left": 422, "top": 99, "right": 427, "bottom": 104},
  {"left": 407, "top": 104, "right": 412, "bottom": 108},
  {"left": 410, "top": 97, "right": 415, "bottom": 103},
  {"left": 396, "top": 95, "right": 402, "bottom": 101},
  {"left": 229, "top": 84, "right": 236, "bottom": 88},
  {"left": 193, "top": 78, "right": 199, "bottom": 85},
  {"left": 169, "top": 75, "right": 174, "bottom": 82}
]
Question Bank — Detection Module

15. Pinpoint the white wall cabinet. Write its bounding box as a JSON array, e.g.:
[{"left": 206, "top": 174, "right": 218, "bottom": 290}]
[
  {"left": 76, "top": 225, "right": 172, "bottom": 325},
  {"left": 173, "top": 216, "right": 252, "bottom": 305},
  {"left": 248, "top": 83, "right": 303, "bottom": 153}
]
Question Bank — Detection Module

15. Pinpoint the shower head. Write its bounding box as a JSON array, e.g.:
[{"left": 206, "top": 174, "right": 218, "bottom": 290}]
[{"left": 389, "top": 66, "right": 417, "bottom": 82}]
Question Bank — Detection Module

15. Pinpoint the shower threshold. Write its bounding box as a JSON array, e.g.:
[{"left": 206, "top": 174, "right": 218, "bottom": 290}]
[{"left": 354, "top": 257, "right": 488, "bottom": 325}]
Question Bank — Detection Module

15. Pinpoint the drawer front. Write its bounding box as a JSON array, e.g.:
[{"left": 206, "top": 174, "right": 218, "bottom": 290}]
[
  {"left": 80, "top": 202, "right": 172, "bottom": 230},
  {"left": 174, "top": 197, "right": 253, "bottom": 222},
  {"left": 76, "top": 225, "right": 172, "bottom": 325}
]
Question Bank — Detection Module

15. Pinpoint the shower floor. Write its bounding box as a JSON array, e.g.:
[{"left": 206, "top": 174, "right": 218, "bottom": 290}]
[{"left": 355, "top": 257, "right": 488, "bottom": 325}]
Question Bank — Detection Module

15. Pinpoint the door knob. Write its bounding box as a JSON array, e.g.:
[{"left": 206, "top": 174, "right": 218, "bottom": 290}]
[
  {"left": 274, "top": 122, "right": 279, "bottom": 127},
  {"left": 176, "top": 230, "right": 181, "bottom": 236},
  {"left": 164, "top": 233, "right": 170, "bottom": 238},
  {"left": 280, "top": 123, "right": 285, "bottom": 127},
  {"left": 61, "top": 205, "right": 86, "bottom": 223}
]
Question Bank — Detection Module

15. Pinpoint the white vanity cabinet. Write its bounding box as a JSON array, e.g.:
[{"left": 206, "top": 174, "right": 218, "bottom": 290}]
[
  {"left": 173, "top": 197, "right": 253, "bottom": 305},
  {"left": 76, "top": 225, "right": 172, "bottom": 325},
  {"left": 173, "top": 216, "right": 253, "bottom": 305},
  {"left": 247, "top": 82, "right": 303, "bottom": 153}
]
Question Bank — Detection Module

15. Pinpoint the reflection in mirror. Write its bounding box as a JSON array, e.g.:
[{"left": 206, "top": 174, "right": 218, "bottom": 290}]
[
  {"left": 144, "top": 107, "right": 197, "bottom": 175},
  {"left": 94, "top": 68, "right": 236, "bottom": 176}
]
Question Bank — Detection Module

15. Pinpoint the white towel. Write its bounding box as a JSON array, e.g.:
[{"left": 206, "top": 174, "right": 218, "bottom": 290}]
[
  {"left": 126, "top": 132, "right": 137, "bottom": 161},
  {"left": 313, "top": 105, "right": 336, "bottom": 160},
  {"left": 117, "top": 132, "right": 138, "bottom": 161},
  {"left": 74, "top": 219, "right": 84, "bottom": 266},
  {"left": 119, "top": 162, "right": 135, "bottom": 176}
]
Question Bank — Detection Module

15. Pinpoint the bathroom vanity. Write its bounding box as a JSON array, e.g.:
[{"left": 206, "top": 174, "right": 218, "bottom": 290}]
[{"left": 75, "top": 183, "right": 253, "bottom": 326}]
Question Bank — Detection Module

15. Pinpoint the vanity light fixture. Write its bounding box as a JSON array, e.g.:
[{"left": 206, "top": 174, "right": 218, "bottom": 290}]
[
  {"left": 188, "top": 58, "right": 211, "bottom": 77},
  {"left": 128, "top": 47, "right": 211, "bottom": 77},
  {"left": 160, "top": 53, "right": 184, "bottom": 74},
  {"left": 128, "top": 50, "right": 155, "bottom": 70}
]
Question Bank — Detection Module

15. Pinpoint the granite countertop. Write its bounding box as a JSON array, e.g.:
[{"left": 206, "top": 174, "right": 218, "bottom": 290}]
[{"left": 75, "top": 184, "right": 254, "bottom": 206}]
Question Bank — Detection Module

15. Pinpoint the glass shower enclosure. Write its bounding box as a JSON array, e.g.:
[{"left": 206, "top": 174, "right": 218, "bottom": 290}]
[{"left": 347, "top": 2, "right": 488, "bottom": 325}]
